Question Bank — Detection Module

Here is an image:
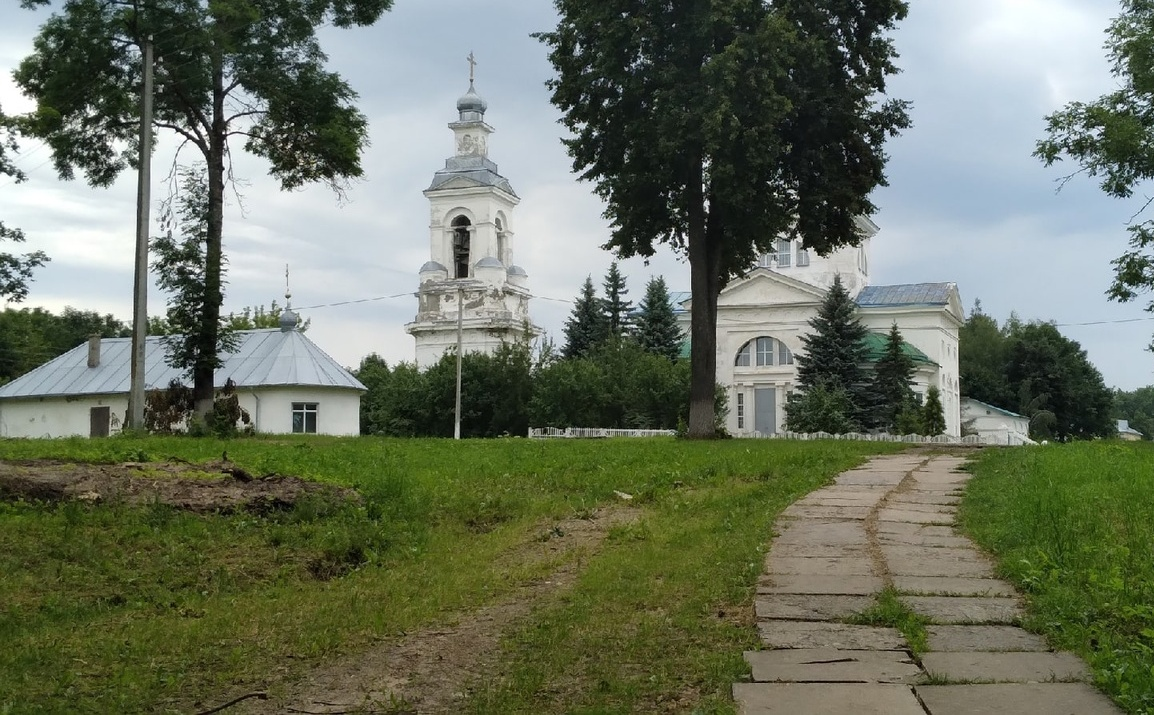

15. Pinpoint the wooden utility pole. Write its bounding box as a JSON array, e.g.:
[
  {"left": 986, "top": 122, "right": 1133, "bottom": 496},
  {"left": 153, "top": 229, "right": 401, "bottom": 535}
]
[{"left": 127, "top": 35, "right": 153, "bottom": 431}]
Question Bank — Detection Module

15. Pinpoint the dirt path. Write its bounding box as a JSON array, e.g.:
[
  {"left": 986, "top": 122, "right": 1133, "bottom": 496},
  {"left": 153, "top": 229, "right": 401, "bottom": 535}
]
[{"left": 249, "top": 507, "right": 640, "bottom": 715}]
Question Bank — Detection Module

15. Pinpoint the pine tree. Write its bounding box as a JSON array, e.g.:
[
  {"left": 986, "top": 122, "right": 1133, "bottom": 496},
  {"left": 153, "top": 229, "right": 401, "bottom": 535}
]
[
  {"left": 599, "top": 262, "right": 633, "bottom": 339},
  {"left": 562, "top": 276, "right": 608, "bottom": 358},
  {"left": 922, "top": 385, "right": 947, "bottom": 436},
  {"left": 634, "top": 276, "right": 683, "bottom": 361},
  {"left": 871, "top": 323, "right": 917, "bottom": 430},
  {"left": 787, "top": 275, "right": 871, "bottom": 430}
]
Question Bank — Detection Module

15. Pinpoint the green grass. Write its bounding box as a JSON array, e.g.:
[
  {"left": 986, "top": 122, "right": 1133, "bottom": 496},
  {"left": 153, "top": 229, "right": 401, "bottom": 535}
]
[
  {"left": 961, "top": 441, "right": 1154, "bottom": 714},
  {"left": 0, "top": 435, "right": 901, "bottom": 714},
  {"left": 846, "top": 587, "right": 929, "bottom": 656}
]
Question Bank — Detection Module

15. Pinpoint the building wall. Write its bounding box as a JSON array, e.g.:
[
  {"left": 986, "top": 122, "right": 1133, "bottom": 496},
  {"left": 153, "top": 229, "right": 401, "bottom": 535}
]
[
  {"left": 960, "top": 399, "right": 1030, "bottom": 444},
  {"left": 0, "top": 387, "right": 361, "bottom": 438}
]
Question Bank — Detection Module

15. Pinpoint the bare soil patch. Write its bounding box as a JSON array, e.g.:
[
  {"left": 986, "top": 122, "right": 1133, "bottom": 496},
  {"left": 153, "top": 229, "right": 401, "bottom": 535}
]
[
  {"left": 251, "top": 506, "right": 641, "bottom": 715},
  {"left": 0, "top": 459, "right": 356, "bottom": 513}
]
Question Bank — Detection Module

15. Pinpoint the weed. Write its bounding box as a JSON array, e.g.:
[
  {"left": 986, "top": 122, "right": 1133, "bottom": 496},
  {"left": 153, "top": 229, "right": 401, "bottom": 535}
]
[{"left": 846, "top": 587, "right": 929, "bottom": 656}]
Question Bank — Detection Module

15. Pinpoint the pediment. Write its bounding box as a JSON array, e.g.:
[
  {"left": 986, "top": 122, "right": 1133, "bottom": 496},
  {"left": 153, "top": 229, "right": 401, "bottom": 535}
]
[
  {"left": 430, "top": 176, "right": 483, "bottom": 191},
  {"left": 717, "top": 269, "right": 827, "bottom": 309}
]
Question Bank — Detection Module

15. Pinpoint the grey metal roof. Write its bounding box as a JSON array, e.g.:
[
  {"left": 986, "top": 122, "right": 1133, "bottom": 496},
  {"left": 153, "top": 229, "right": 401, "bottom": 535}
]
[
  {"left": 856, "top": 283, "right": 955, "bottom": 307},
  {"left": 668, "top": 291, "right": 692, "bottom": 314},
  {"left": 427, "top": 155, "right": 518, "bottom": 197},
  {"left": 964, "top": 398, "right": 1025, "bottom": 419},
  {"left": 0, "top": 329, "right": 365, "bottom": 400}
]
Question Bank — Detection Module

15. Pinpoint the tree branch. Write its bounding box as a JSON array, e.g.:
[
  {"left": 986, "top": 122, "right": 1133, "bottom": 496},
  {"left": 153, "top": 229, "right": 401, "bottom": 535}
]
[{"left": 155, "top": 122, "right": 207, "bottom": 155}]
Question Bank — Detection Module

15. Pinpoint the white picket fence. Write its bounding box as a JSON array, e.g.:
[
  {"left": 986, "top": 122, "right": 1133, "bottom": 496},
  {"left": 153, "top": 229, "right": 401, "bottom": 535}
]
[
  {"left": 528, "top": 427, "right": 676, "bottom": 439},
  {"left": 528, "top": 426, "right": 1035, "bottom": 446}
]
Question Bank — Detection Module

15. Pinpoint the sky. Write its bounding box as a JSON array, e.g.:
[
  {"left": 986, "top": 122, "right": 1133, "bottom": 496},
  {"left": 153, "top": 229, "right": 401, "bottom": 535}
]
[{"left": 2, "top": 0, "right": 1154, "bottom": 390}]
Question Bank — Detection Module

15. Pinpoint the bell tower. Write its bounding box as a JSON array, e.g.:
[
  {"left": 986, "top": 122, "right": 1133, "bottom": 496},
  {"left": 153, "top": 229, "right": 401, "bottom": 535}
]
[{"left": 405, "top": 57, "right": 534, "bottom": 368}]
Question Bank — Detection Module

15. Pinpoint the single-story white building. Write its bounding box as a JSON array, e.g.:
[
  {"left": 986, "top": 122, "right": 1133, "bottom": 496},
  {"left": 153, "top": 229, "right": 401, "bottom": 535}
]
[
  {"left": 960, "top": 397, "right": 1033, "bottom": 446},
  {"left": 1117, "top": 419, "right": 1144, "bottom": 441},
  {"left": 0, "top": 315, "right": 365, "bottom": 438}
]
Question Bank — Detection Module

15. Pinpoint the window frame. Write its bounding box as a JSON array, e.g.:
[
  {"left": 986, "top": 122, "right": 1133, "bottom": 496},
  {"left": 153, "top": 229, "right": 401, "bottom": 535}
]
[{"left": 292, "top": 402, "right": 319, "bottom": 434}]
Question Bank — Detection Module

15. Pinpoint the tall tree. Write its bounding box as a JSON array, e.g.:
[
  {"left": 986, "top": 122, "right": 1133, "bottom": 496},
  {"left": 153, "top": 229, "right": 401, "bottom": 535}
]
[
  {"left": 537, "top": 0, "right": 910, "bottom": 436},
  {"left": 599, "top": 261, "right": 633, "bottom": 339},
  {"left": 1035, "top": 0, "right": 1154, "bottom": 351},
  {"left": 0, "top": 106, "right": 48, "bottom": 302},
  {"left": 871, "top": 322, "right": 916, "bottom": 430},
  {"left": 787, "top": 275, "right": 872, "bottom": 429},
  {"left": 562, "top": 275, "right": 608, "bottom": 358},
  {"left": 958, "top": 299, "right": 1013, "bottom": 408},
  {"left": 634, "top": 276, "right": 683, "bottom": 361},
  {"left": 15, "top": 0, "right": 392, "bottom": 419}
]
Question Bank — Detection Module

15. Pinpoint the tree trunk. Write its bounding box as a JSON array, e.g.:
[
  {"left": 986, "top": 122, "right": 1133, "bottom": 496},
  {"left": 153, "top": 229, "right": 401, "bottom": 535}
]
[
  {"left": 193, "top": 44, "right": 227, "bottom": 421},
  {"left": 687, "top": 176, "right": 723, "bottom": 438}
]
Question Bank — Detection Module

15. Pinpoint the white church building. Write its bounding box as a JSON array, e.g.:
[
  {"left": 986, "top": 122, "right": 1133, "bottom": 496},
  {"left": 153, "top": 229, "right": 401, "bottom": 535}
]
[
  {"left": 676, "top": 217, "right": 964, "bottom": 437},
  {"left": 405, "top": 77, "right": 536, "bottom": 367}
]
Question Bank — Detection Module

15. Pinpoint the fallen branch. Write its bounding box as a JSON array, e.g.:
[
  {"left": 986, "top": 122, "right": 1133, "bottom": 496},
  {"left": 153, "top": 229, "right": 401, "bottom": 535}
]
[{"left": 193, "top": 691, "right": 268, "bottom": 715}]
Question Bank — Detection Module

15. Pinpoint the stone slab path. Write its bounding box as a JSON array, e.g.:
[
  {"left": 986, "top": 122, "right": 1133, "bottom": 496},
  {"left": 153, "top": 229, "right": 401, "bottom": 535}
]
[{"left": 734, "top": 453, "right": 1122, "bottom": 715}]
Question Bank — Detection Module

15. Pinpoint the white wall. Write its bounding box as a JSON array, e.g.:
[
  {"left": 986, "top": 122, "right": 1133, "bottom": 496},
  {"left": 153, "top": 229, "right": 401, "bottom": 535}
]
[
  {"left": 961, "top": 399, "right": 1030, "bottom": 445},
  {"left": 0, "top": 394, "right": 128, "bottom": 438},
  {"left": 0, "top": 387, "right": 361, "bottom": 438}
]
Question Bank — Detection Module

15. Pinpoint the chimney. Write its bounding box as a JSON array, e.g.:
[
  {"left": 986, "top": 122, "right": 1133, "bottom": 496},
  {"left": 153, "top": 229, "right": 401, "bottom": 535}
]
[{"left": 87, "top": 335, "right": 101, "bottom": 368}]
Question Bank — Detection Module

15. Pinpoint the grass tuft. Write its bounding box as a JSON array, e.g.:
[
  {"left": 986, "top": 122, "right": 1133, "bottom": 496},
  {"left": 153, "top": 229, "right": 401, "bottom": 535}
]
[{"left": 846, "top": 587, "right": 929, "bottom": 656}]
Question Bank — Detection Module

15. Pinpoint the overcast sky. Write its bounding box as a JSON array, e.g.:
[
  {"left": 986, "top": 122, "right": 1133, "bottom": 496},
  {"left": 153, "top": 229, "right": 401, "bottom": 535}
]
[{"left": 2, "top": 0, "right": 1153, "bottom": 390}]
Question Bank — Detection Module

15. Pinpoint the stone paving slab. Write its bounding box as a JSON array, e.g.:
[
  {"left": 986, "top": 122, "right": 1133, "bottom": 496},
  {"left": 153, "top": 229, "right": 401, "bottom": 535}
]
[
  {"left": 758, "top": 574, "right": 883, "bottom": 596},
  {"left": 768, "top": 544, "right": 870, "bottom": 560},
  {"left": 733, "top": 683, "right": 925, "bottom": 714},
  {"left": 835, "top": 473, "right": 908, "bottom": 486},
  {"left": 903, "top": 596, "right": 1023, "bottom": 624},
  {"left": 882, "top": 545, "right": 988, "bottom": 562},
  {"left": 757, "top": 621, "right": 906, "bottom": 650},
  {"left": 780, "top": 505, "right": 873, "bottom": 520},
  {"left": 766, "top": 556, "right": 875, "bottom": 576},
  {"left": 926, "top": 625, "right": 1049, "bottom": 652},
  {"left": 744, "top": 649, "right": 921, "bottom": 683},
  {"left": 920, "top": 651, "right": 1089, "bottom": 683},
  {"left": 793, "top": 497, "right": 885, "bottom": 508},
  {"left": 878, "top": 501, "right": 957, "bottom": 514},
  {"left": 773, "top": 520, "right": 868, "bottom": 546},
  {"left": 894, "top": 577, "right": 1017, "bottom": 597},
  {"left": 755, "top": 594, "right": 874, "bottom": 621},
  {"left": 882, "top": 552, "right": 995, "bottom": 579},
  {"left": 912, "top": 472, "right": 971, "bottom": 485},
  {"left": 888, "top": 493, "right": 962, "bottom": 506},
  {"left": 879, "top": 533, "right": 975, "bottom": 549},
  {"left": 875, "top": 522, "right": 959, "bottom": 537},
  {"left": 877, "top": 508, "right": 955, "bottom": 525},
  {"left": 915, "top": 683, "right": 1123, "bottom": 714}
]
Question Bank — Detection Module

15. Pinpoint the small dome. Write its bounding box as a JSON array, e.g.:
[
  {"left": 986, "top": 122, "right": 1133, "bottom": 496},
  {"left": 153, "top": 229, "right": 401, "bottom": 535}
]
[
  {"left": 475, "top": 256, "right": 504, "bottom": 269},
  {"left": 420, "top": 260, "right": 448, "bottom": 274},
  {"left": 507, "top": 264, "right": 528, "bottom": 277},
  {"left": 457, "top": 82, "right": 488, "bottom": 118},
  {"left": 279, "top": 308, "right": 299, "bottom": 332}
]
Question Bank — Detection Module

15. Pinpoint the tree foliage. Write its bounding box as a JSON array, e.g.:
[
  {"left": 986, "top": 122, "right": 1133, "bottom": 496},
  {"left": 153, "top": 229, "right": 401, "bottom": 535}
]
[
  {"left": 15, "top": 0, "right": 392, "bottom": 417},
  {"left": 633, "top": 276, "right": 683, "bottom": 361},
  {"left": 562, "top": 275, "right": 608, "bottom": 359},
  {"left": 1113, "top": 386, "right": 1154, "bottom": 440},
  {"left": 922, "top": 385, "right": 946, "bottom": 436},
  {"left": 600, "top": 261, "right": 632, "bottom": 340},
  {"left": 787, "top": 276, "right": 872, "bottom": 431},
  {"left": 783, "top": 380, "right": 857, "bottom": 434},
  {"left": 0, "top": 306, "right": 129, "bottom": 385},
  {"left": 1035, "top": 0, "right": 1154, "bottom": 349},
  {"left": 0, "top": 106, "right": 49, "bottom": 302},
  {"left": 958, "top": 305, "right": 1115, "bottom": 441},
  {"left": 537, "top": 0, "right": 910, "bottom": 436},
  {"left": 870, "top": 322, "right": 916, "bottom": 431}
]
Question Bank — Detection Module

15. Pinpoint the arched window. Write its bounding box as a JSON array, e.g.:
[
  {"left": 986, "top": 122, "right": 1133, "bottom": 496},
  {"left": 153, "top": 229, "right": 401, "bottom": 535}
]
[
  {"left": 735, "top": 336, "right": 794, "bottom": 367},
  {"left": 451, "top": 216, "right": 471, "bottom": 278},
  {"left": 495, "top": 216, "right": 507, "bottom": 265}
]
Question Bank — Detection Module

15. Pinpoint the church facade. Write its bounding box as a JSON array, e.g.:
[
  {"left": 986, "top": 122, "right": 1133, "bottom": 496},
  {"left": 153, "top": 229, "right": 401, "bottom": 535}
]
[
  {"left": 676, "top": 218, "right": 964, "bottom": 437},
  {"left": 405, "top": 77, "right": 535, "bottom": 368}
]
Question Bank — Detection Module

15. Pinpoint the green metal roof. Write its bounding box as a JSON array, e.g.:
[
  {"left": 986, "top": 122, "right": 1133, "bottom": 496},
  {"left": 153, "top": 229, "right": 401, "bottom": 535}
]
[{"left": 861, "top": 332, "right": 937, "bottom": 366}]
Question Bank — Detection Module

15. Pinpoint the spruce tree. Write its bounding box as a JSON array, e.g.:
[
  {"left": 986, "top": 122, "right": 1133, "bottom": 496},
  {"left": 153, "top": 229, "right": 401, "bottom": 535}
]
[
  {"left": 788, "top": 275, "right": 871, "bottom": 430},
  {"left": 634, "top": 276, "right": 683, "bottom": 361},
  {"left": 600, "top": 262, "right": 633, "bottom": 339},
  {"left": 562, "top": 276, "right": 608, "bottom": 358},
  {"left": 871, "top": 323, "right": 917, "bottom": 430},
  {"left": 922, "top": 386, "right": 947, "bottom": 436}
]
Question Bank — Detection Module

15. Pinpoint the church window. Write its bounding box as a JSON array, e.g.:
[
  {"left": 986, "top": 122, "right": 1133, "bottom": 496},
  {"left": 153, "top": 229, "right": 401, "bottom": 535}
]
[
  {"left": 775, "top": 239, "right": 792, "bottom": 267},
  {"left": 735, "top": 336, "right": 794, "bottom": 367},
  {"left": 292, "top": 403, "right": 318, "bottom": 434},
  {"left": 495, "top": 217, "right": 507, "bottom": 265},
  {"left": 451, "top": 216, "right": 471, "bottom": 278},
  {"left": 797, "top": 247, "right": 810, "bottom": 267},
  {"left": 736, "top": 392, "right": 745, "bottom": 429}
]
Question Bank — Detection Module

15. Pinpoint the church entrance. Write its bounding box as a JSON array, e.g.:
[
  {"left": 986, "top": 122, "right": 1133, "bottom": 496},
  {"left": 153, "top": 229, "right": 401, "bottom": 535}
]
[{"left": 754, "top": 387, "right": 776, "bottom": 434}]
